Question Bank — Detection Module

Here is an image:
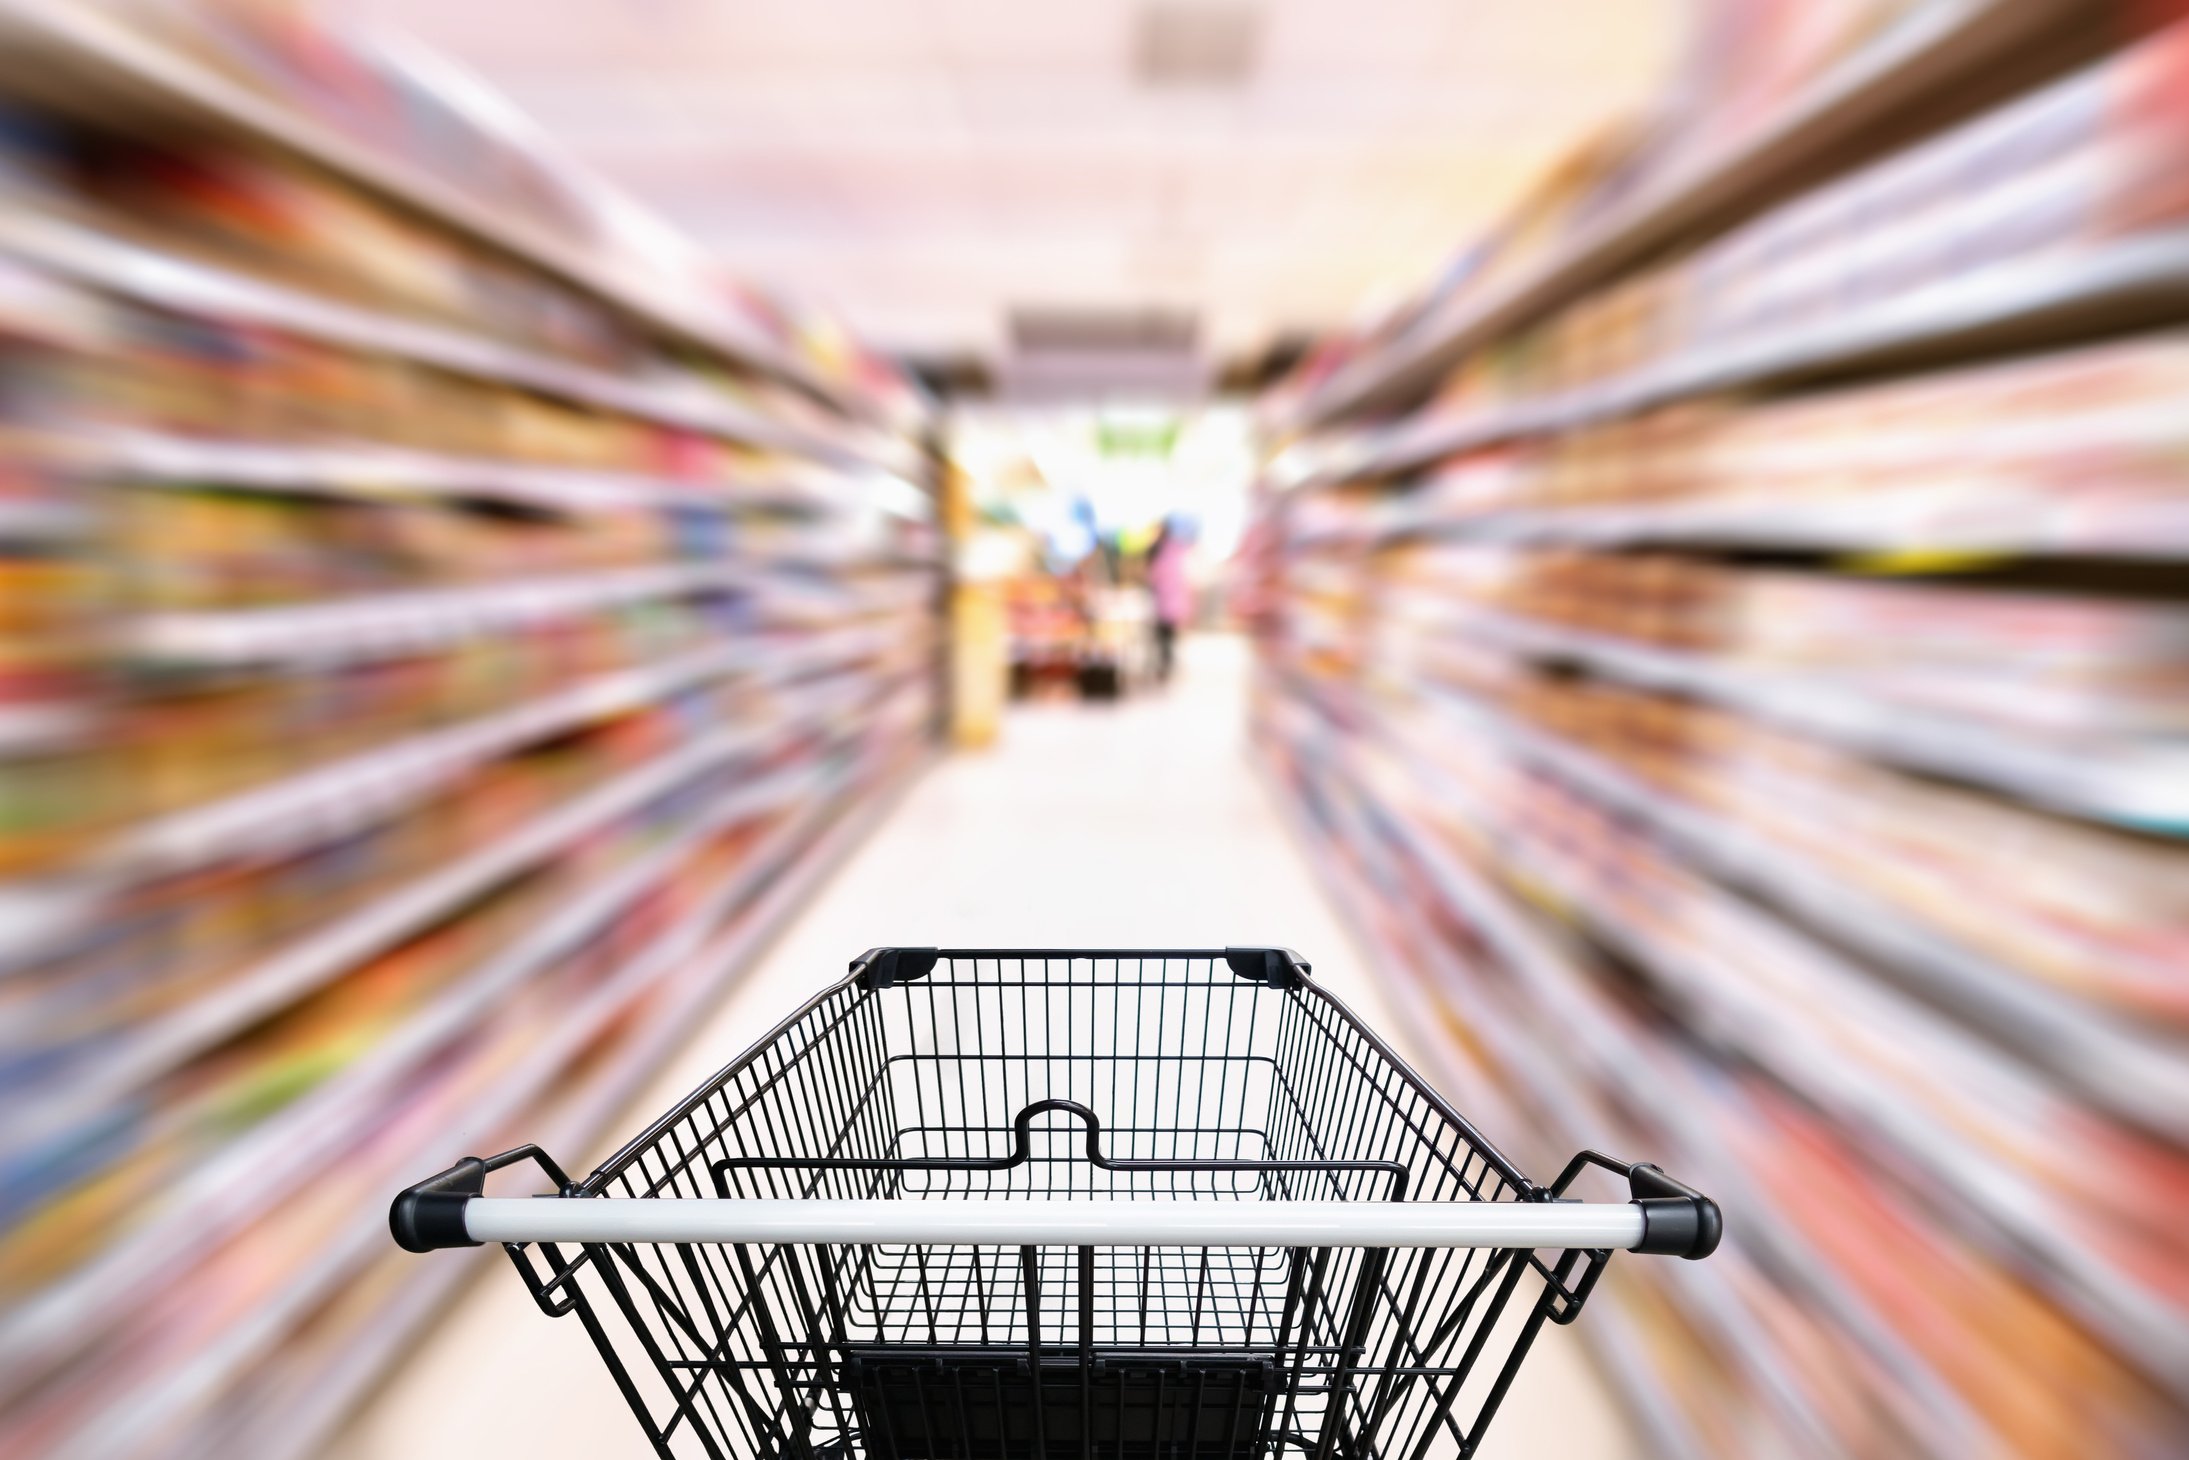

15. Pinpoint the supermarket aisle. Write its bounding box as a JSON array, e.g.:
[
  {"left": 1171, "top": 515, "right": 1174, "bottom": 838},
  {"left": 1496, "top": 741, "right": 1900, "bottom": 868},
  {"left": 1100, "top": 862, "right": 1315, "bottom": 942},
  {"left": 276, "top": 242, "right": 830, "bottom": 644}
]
[{"left": 334, "top": 633, "right": 1637, "bottom": 1459}]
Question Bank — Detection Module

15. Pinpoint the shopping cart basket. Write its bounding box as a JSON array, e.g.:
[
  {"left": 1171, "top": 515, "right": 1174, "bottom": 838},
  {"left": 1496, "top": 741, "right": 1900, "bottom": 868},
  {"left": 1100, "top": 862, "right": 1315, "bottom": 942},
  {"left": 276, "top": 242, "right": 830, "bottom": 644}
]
[{"left": 392, "top": 948, "right": 1719, "bottom": 1459}]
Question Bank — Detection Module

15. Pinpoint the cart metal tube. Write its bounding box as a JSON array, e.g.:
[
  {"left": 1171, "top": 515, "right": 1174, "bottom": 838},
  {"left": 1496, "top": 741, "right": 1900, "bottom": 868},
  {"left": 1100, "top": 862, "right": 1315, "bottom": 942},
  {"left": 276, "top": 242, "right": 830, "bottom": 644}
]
[{"left": 460, "top": 1198, "right": 1650, "bottom": 1250}]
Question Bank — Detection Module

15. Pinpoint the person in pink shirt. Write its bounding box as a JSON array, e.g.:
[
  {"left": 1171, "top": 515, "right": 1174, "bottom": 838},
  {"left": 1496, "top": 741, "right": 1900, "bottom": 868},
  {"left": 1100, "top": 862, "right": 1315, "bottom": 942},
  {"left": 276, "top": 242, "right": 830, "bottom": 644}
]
[{"left": 1146, "top": 517, "right": 1192, "bottom": 682}]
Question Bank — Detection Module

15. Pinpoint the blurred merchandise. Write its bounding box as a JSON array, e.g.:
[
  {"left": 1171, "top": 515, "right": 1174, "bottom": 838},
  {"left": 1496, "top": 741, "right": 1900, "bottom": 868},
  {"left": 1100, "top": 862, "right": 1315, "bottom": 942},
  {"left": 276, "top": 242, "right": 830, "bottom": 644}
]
[
  {"left": 1411, "top": 16, "right": 2189, "bottom": 417},
  {"left": 1265, "top": 0, "right": 2179, "bottom": 450},
  {"left": 0, "top": 1, "right": 940, "bottom": 1456},
  {"left": 1250, "top": 5, "right": 2189, "bottom": 1458},
  {"left": 1371, "top": 330, "right": 2189, "bottom": 559}
]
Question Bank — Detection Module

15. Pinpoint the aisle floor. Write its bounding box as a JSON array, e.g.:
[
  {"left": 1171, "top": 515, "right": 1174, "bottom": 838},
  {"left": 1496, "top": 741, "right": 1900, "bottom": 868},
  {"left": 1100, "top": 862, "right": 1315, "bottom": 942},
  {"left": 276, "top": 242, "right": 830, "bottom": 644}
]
[{"left": 333, "top": 634, "right": 1638, "bottom": 1460}]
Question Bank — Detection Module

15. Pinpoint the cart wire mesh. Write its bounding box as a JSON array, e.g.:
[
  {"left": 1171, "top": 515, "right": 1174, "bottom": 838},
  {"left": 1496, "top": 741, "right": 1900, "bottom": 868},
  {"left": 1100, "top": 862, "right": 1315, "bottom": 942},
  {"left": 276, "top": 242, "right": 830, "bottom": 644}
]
[{"left": 479, "top": 950, "right": 1613, "bottom": 1460}]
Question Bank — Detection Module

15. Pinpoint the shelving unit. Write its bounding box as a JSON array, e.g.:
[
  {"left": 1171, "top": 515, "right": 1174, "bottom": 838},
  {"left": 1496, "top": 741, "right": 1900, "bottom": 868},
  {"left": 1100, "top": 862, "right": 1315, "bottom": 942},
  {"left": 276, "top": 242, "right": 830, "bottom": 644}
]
[
  {"left": 1249, "top": 7, "right": 2189, "bottom": 1457},
  {"left": 0, "top": 210, "right": 922, "bottom": 479},
  {"left": 1272, "top": 0, "right": 2103, "bottom": 432},
  {"left": 0, "top": 6, "right": 940, "bottom": 1456},
  {"left": 1278, "top": 227, "right": 2189, "bottom": 488},
  {"left": 1254, "top": 740, "right": 1961, "bottom": 1455},
  {"left": 1403, "top": 683, "right": 2189, "bottom": 1132},
  {"left": 92, "top": 430, "right": 830, "bottom": 515},
  {"left": 0, "top": 0, "right": 913, "bottom": 432},
  {"left": 1402, "top": 598, "right": 2189, "bottom": 830},
  {"left": 204, "top": 741, "right": 929, "bottom": 1460},
  {"left": 1313, "top": 483, "right": 2189, "bottom": 560}
]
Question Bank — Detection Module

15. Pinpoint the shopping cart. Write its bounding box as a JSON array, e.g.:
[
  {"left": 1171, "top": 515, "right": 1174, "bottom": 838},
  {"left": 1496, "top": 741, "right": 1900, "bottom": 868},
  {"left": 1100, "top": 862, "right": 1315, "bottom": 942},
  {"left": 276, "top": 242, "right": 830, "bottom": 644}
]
[{"left": 392, "top": 948, "right": 1719, "bottom": 1459}]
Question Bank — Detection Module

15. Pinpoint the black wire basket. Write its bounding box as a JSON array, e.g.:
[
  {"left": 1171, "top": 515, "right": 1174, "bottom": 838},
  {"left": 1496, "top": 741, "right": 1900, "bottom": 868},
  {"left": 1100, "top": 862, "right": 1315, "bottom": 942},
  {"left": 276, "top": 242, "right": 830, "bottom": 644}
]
[{"left": 393, "top": 948, "right": 1718, "bottom": 1460}]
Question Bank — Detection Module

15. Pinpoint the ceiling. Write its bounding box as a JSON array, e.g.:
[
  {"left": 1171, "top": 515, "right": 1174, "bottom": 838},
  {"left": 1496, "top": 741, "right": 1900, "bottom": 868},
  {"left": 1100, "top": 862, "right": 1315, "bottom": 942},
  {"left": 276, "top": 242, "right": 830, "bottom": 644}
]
[{"left": 331, "top": 0, "right": 1685, "bottom": 369}]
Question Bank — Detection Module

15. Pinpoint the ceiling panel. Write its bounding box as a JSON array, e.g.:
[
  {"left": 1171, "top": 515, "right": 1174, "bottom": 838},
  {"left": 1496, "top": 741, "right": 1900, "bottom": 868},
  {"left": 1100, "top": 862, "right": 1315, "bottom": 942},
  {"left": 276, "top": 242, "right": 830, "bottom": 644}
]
[{"left": 334, "top": 0, "right": 1684, "bottom": 362}]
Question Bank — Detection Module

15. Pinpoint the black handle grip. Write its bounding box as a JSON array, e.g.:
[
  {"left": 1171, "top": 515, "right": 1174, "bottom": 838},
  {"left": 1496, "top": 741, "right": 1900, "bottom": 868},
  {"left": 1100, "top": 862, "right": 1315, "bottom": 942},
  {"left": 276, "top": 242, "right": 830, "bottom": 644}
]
[
  {"left": 390, "top": 1144, "right": 573, "bottom": 1253},
  {"left": 1223, "top": 947, "right": 1310, "bottom": 987},
  {"left": 1550, "top": 1150, "right": 1721, "bottom": 1260},
  {"left": 851, "top": 947, "right": 939, "bottom": 988}
]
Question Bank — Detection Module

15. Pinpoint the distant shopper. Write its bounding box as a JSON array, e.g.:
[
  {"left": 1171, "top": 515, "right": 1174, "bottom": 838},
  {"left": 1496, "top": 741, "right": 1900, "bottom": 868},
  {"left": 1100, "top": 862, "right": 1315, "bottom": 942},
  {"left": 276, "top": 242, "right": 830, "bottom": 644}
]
[{"left": 1146, "top": 517, "right": 1192, "bottom": 683}]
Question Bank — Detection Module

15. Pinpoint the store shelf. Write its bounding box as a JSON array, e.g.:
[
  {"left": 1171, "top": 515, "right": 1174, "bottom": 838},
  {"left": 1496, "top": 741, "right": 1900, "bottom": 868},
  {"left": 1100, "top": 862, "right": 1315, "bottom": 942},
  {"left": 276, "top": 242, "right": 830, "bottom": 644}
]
[
  {"left": 108, "top": 628, "right": 882, "bottom": 879},
  {"left": 92, "top": 431, "right": 924, "bottom": 521},
  {"left": 0, "top": 755, "right": 824, "bottom": 1395},
  {"left": 127, "top": 562, "right": 754, "bottom": 667},
  {"left": 10, "top": 728, "right": 930, "bottom": 1458},
  {"left": 1254, "top": 528, "right": 2189, "bottom": 1441},
  {"left": 0, "top": 700, "right": 96, "bottom": 756},
  {"left": 1255, "top": 733, "right": 1964, "bottom": 1452},
  {"left": 1274, "top": 728, "right": 2067, "bottom": 1442},
  {"left": 1256, "top": 743, "right": 1718, "bottom": 1457},
  {"left": 1348, "top": 834, "right": 1875, "bottom": 1456},
  {"left": 0, "top": 496, "right": 89, "bottom": 539},
  {"left": 103, "top": 639, "right": 727, "bottom": 872},
  {"left": 0, "top": 249, "right": 102, "bottom": 346},
  {"left": 1357, "top": 725, "right": 2189, "bottom": 1391},
  {"left": 1249, "top": 6, "right": 2189, "bottom": 1452},
  {"left": 90, "top": 431, "right": 797, "bottom": 516},
  {"left": 1372, "top": 485, "right": 2189, "bottom": 559},
  {"left": 219, "top": 734, "right": 929, "bottom": 1460},
  {"left": 1365, "top": 928, "right": 1869, "bottom": 1458},
  {"left": 0, "top": 0, "right": 884, "bottom": 428},
  {"left": 4, "top": 674, "right": 890, "bottom": 1170},
  {"left": 1, "top": 678, "right": 923, "bottom": 1376},
  {"left": 1410, "top": 684, "right": 2189, "bottom": 1130},
  {"left": 0, "top": 15, "right": 943, "bottom": 1452},
  {"left": 1310, "top": 394, "right": 2189, "bottom": 557},
  {"left": 0, "top": 634, "right": 901, "bottom": 976},
  {"left": 1423, "top": 599, "right": 2189, "bottom": 831},
  {"left": 0, "top": 210, "right": 921, "bottom": 479},
  {"left": 1282, "top": 0, "right": 2094, "bottom": 430},
  {"left": 1283, "top": 227, "right": 2189, "bottom": 486}
]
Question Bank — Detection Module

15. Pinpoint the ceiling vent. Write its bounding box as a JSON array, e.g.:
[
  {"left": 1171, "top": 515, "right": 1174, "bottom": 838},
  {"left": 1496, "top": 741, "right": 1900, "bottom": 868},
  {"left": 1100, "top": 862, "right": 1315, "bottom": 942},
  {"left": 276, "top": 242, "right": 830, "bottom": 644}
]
[
  {"left": 1011, "top": 309, "right": 1197, "bottom": 356},
  {"left": 1133, "top": 4, "right": 1262, "bottom": 89},
  {"left": 1002, "top": 308, "right": 1205, "bottom": 402}
]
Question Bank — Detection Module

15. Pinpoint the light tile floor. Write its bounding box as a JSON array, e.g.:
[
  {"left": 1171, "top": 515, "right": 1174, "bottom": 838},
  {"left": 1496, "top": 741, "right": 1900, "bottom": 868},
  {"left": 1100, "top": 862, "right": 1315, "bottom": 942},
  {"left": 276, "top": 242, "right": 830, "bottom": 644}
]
[{"left": 332, "top": 634, "right": 1638, "bottom": 1460}]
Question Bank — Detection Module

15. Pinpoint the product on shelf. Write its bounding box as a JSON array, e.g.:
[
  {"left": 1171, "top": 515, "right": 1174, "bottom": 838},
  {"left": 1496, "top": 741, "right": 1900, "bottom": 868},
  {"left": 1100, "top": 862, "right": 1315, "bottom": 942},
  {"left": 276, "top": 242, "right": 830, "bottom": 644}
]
[
  {"left": 1389, "top": 328, "right": 2189, "bottom": 556},
  {"left": 1377, "top": 539, "right": 2189, "bottom": 740}
]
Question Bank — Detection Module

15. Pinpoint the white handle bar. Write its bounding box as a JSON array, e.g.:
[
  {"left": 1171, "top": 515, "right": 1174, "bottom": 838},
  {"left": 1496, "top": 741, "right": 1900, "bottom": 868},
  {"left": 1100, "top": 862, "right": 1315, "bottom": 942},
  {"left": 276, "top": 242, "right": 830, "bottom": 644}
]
[{"left": 461, "top": 1198, "right": 1648, "bottom": 1250}]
